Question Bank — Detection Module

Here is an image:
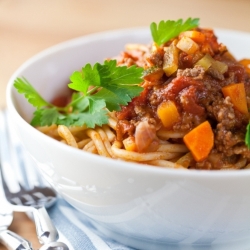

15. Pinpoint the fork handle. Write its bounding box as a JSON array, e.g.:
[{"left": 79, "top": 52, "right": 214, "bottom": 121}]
[
  {"left": 0, "top": 230, "right": 33, "bottom": 250},
  {"left": 32, "top": 206, "right": 59, "bottom": 244}
]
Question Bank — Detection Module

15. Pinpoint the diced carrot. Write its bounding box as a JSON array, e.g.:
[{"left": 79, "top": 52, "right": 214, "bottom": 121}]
[
  {"left": 123, "top": 136, "right": 137, "bottom": 152},
  {"left": 183, "top": 121, "right": 214, "bottom": 162},
  {"left": 176, "top": 36, "right": 199, "bottom": 55},
  {"left": 239, "top": 59, "right": 250, "bottom": 75},
  {"left": 157, "top": 100, "right": 180, "bottom": 128},
  {"left": 180, "top": 31, "right": 205, "bottom": 43},
  {"left": 222, "top": 83, "right": 248, "bottom": 114}
]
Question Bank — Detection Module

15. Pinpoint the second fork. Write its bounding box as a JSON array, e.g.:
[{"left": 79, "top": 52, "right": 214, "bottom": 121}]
[{"left": 0, "top": 110, "right": 59, "bottom": 244}]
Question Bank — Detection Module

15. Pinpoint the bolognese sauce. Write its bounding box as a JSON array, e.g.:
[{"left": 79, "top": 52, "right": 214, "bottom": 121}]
[{"left": 114, "top": 28, "right": 250, "bottom": 170}]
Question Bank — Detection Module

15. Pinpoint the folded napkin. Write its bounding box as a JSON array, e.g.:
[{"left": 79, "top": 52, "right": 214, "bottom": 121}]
[{"left": 47, "top": 198, "right": 134, "bottom": 250}]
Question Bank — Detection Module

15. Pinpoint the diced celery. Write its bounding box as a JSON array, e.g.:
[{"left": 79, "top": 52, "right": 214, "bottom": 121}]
[
  {"left": 195, "top": 54, "right": 213, "bottom": 71},
  {"left": 163, "top": 42, "right": 179, "bottom": 76},
  {"left": 195, "top": 53, "right": 228, "bottom": 74}
]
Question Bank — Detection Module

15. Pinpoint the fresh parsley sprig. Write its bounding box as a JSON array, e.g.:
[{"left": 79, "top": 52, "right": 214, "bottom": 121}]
[
  {"left": 14, "top": 60, "right": 143, "bottom": 128},
  {"left": 150, "top": 17, "right": 200, "bottom": 46}
]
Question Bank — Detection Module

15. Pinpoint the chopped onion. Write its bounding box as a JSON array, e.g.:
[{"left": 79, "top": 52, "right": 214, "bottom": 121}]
[{"left": 176, "top": 36, "right": 199, "bottom": 54}]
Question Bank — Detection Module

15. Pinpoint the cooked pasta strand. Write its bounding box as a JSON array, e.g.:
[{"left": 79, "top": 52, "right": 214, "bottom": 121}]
[
  {"left": 83, "top": 140, "right": 95, "bottom": 150},
  {"left": 102, "top": 125, "right": 116, "bottom": 142},
  {"left": 157, "top": 129, "right": 187, "bottom": 139},
  {"left": 58, "top": 125, "right": 78, "bottom": 148},
  {"left": 36, "top": 124, "right": 57, "bottom": 133},
  {"left": 86, "top": 129, "right": 111, "bottom": 157},
  {"left": 78, "top": 138, "right": 92, "bottom": 149},
  {"left": 147, "top": 160, "right": 187, "bottom": 169},
  {"left": 86, "top": 145, "right": 98, "bottom": 154},
  {"left": 157, "top": 144, "right": 188, "bottom": 153},
  {"left": 111, "top": 141, "right": 180, "bottom": 162},
  {"left": 96, "top": 127, "right": 116, "bottom": 158},
  {"left": 108, "top": 118, "right": 117, "bottom": 130},
  {"left": 107, "top": 111, "right": 117, "bottom": 120},
  {"left": 175, "top": 152, "right": 193, "bottom": 168},
  {"left": 159, "top": 140, "right": 171, "bottom": 145}
]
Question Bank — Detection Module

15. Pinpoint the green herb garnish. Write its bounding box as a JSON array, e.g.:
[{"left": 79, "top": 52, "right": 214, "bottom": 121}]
[
  {"left": 150, "top": 17, "right": 200, "bottom": 46},
  {"left": 245, "top": 124, "right": 250, "bottom": 148},
  {"left": 14, "top": 60, "right": 143, "bottom": 128}
]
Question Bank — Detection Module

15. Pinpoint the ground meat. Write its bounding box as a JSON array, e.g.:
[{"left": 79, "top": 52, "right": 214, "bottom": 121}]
[
  {"left": 173, "top": 112, "right": 205, "bottom": 131},
  {"left": 192, "top": 152, "right": 240, "bottom": 170},
  {"left": 207, "top": 67, "right": 225, "bottom": 80},
  {"left": 215, "top": 128, "right": 244, "bottom": 156},
  {"left": 134, "top": 105, "right": 147, "bottom": 116},
  {"left": 211, "top": 96, "right": 236, "bottom": 129},
  {"left": 116, "top": 120, "right": 135, "bottom": 141},
  {"left": 177, "top": 65, "right": 205, "bottom": 80},
  {"left": 146, "top": 49, "right": 164, "bottom": 67},
  {"left": 207, "top": 96, "right": 247, "bottom": 157},
  {"left": 233, "top": 145, "right": 250, "bottom": 157}
]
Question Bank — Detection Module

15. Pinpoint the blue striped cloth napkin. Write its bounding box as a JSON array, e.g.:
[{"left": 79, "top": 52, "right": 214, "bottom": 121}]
[{"left": 47, "top": 197, "right": 135, "bottom": 250}]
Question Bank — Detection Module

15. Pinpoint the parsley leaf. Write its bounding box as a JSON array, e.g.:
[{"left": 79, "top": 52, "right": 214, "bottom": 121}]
[
  {"left": 150, "top": 18, "right": 200, "bottom": 46},
  {"left": 96, "top": 60, "right": 143, "bottom": 106},
  {"left": 14, "top": 59, "right": 143, "bottom": 128},
  {"left": 69, "top": 60, "right": 143, "bottom": 107},
  {"left": 31, "top": 108, "right": 61, "bottom": 126},
  {"left": 14, "top": 77, "right": 51, "bottom": 108},
  {"left": 245, "top": 124, "right": 250, "bottom": 148},
  {"left": 71, "top": 110, "right": 108, "bottom": 128},
  {"left": 92, "top": 89, "right": 123, "bottom": 111},
  {"left": 69, "top": 64, "right": 100, "bottom": 94},
  {"left": 31, "top": 108, "right": 108, "bottom": 128},
  {"left": 98, "top": 60, "right": 143, "bottom": 85},
  {"left": 86, "top": 96, "right": 106, "bottom": 114}
]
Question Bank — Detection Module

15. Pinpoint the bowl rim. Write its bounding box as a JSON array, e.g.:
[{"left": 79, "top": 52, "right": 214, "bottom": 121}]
[{"left": 6, "top": 26, "right": 250, "bottom": 179}]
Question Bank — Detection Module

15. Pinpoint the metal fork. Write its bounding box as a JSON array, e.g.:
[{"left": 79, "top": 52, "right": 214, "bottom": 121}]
[
  {"left": 0, "top": 176, "right": 33, "bottom": 250},
  {"left": 0, "top": 109, "right": 59, "bottom": 245}
]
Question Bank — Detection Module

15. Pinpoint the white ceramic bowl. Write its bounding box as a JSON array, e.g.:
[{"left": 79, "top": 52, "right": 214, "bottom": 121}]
[{"left": 6, "top": 27, "right": 250, "bottom": 250}]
